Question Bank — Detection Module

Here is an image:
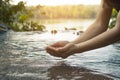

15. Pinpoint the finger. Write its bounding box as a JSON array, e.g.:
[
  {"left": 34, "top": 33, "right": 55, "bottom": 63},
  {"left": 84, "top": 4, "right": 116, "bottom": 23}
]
[
  {"left": 50, "top": 42, "right": 62, "bottom": 47},
  {"left": 46, "top": 46, "right": 57, "bottom": 53},
  {"left": 50, "top": 43, "right": 59, "bottom": 47},
  {"left": 60, "top": 50, "right": 72, "bottom": 59},
  {"left": 46, "top": 46, "right": 60, "bottom": 57},
  {"left": 51, "top": 41, "right": 68, "bottom": 47},
  {"left": 46, "top": 47, "right": 59, "bottom": 57},
  {"left": 60, "top": 45, "right": 76, "bottom": 59},
  {"left": 58, "top": 43, "right": 72, "bottom": 53},
  {"left": 45, "top": 45, "right": 55, "bottom": 51}
]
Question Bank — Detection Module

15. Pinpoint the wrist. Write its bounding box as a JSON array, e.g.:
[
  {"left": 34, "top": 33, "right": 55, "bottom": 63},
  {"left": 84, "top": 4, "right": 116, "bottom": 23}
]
[{"left": 75, "top": 43, "right": 85, "bottom": 53}]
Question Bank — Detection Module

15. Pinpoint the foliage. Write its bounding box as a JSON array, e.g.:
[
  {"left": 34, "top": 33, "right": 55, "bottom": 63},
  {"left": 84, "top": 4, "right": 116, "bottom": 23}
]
[
  {"left": 0, "top": 0, "right": 27, "bottom": 24},
  {"left": 109, "top": 9, "right": 118, "bottom": 29},
  {"left": 0, "top": 0, "right": 12, "bottom": 23},
  {"left": 29, "top": 5, "right": 99, "bottom": 20},
  {"left": 0, "top": 1, "right": 99, "bottom": 32},
  {"left": 0, "top": 0, "right": 45, "bottom": 32},
  {"left": 11, "top": 21, "right": 46, "bottom": 32}
]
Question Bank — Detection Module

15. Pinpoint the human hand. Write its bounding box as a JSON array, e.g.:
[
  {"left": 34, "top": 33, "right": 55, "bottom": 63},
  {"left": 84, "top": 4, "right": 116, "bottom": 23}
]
[{"left": 46, "top": 41, "right": 78, "bottom": 58}]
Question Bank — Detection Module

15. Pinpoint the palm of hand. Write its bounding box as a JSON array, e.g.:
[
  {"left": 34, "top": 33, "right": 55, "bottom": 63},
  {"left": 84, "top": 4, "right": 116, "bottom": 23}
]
[
  {"left": 46, "top": 41, "right": 69, "bottom": 58},
  {"left": 51, "top": 41, "right": 69, "bottom": 48}
]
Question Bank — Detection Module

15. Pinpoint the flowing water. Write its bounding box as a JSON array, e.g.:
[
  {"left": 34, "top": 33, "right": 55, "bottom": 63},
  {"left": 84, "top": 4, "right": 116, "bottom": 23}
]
[
  {"left": 0, "top": 31, "right": 120, "bottom": 80},
  {"left": 0, "top": 19, "right": 120, "bottom": 80}
]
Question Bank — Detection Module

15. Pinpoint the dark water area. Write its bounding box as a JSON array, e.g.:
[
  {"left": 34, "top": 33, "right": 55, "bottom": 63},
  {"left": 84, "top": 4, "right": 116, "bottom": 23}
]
[{"left": 0, "top": 31, "right": 120, "bottom": 80}]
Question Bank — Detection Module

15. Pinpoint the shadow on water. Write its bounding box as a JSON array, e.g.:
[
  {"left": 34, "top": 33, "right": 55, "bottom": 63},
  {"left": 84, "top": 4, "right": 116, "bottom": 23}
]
[
  {"left": 0, "top": 61, "right": 113, "bottom": 80},
  {"left": 47, "top": 62, "right": 113, "bottom": 80}
]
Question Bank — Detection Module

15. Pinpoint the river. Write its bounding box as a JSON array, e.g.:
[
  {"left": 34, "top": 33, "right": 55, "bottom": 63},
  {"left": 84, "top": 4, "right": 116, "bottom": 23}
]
[{"left": 0, "top": 19, "right": 120, "bottom": 80}]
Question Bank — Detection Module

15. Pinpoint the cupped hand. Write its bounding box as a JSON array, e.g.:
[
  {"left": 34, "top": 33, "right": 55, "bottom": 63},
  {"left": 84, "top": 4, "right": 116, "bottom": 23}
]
[{"left": 46, "top": 41, "right": 78, "bottom": 58}]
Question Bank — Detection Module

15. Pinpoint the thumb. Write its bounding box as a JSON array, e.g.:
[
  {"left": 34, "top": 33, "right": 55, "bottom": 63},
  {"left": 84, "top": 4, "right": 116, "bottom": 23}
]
[{"left": 57, "top": 43, "right": 72, "bottom": 53}]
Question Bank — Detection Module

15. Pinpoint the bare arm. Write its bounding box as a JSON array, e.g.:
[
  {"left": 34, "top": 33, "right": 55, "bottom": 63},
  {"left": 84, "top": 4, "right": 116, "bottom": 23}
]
[
  {"left": 72, "top": 0, "right": 112, "bottom": 44},
  {"left": 76, "top": 11, "right": 120, "bottom": 53},
  {"left": 46, "top": 0, "right": 120, "bottom": 58}
]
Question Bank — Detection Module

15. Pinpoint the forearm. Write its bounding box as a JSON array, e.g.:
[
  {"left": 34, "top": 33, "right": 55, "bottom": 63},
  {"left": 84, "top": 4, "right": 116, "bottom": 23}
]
[
  {"left": 76, "top": 11, "right": 120, "bottom": 53},
  {"left": 71, "top": 22, "right": 108, "bottom": 44},
  {"left": 76, "top": 26, "right": 120, "bottom": 53},
  {"left": 71, "top": 1, "right": 112, "bottom": 44}
]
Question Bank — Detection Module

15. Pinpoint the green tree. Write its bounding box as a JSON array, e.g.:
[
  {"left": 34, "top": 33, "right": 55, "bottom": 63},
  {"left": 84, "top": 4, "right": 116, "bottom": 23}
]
[
  {"left": 109, "top": 9, "right": 118, "bottom": 29},
  {"left": 0, "top": 0, "right": 26, "bottom": 24},
  {"left": 0, "top": 0, "right": 12, "bottom": 23}
]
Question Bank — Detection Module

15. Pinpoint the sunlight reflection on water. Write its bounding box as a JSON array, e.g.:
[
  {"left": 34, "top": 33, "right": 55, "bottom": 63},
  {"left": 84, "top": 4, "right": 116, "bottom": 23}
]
[{"left": 33, "top": 31, "right": 78, "bottom": 41}]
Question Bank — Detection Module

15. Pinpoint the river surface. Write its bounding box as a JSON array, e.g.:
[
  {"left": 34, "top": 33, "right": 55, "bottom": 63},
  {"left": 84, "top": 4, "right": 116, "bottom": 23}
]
[
  {"left": 0, "top": 19, "right": 120, "bottom": 80},
  {"left": 0, "top": 30, "right": 120, "bottom": 80}
]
